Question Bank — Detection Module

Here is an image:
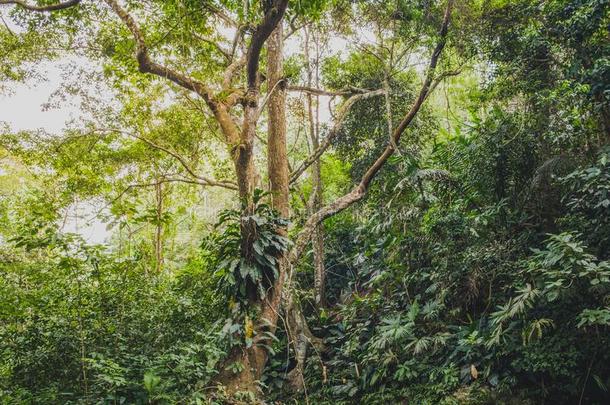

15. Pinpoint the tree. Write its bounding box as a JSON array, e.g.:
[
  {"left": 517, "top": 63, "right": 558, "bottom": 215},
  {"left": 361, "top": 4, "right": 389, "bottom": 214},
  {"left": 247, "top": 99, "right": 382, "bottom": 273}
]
[{"left": 0, "top": 0, "right": 458, "bottom": 394}]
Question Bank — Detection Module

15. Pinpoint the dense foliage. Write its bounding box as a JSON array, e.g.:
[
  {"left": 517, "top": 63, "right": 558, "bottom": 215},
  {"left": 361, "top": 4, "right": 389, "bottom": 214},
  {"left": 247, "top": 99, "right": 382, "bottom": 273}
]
[{"left": 1, "top": 0, "right": 609, "bottom": 404}]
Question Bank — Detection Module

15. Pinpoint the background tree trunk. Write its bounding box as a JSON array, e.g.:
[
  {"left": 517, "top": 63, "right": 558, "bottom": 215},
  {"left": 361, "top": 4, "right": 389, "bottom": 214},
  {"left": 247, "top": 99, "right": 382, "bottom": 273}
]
[
  {"left": 304, "top": 26, "right": 326, "bottom": 308},
  {"left": 153, "top": 179, "right": 164, "bottom": 274}
]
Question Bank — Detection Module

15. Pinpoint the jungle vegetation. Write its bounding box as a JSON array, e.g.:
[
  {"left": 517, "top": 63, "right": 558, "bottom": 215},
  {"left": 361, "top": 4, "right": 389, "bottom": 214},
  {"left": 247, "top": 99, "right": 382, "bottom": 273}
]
[{"left": 0, "top": 0, "right": 609, "bottom": 403}]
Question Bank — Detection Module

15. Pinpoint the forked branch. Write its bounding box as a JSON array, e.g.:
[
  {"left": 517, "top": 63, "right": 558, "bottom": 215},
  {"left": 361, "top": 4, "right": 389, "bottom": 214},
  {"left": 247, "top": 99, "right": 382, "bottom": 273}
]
[
  {"left": 246, "top": 0, "right": 289, "bottom": 89},
  {"left": 96, "top": 128, "right": 237, "bottom": 191},
  {"left": 103, "top": 0, "right": 214, "bottom": 100},
  {"left": 290, "top": 89, "right": 385, "bottom": 184},
  {"left": 290, "top": 0, "right": 455, "bottom": 263},
  {"left": 102, "top": 0, "right": 242, "bottom": 146},
  {"left": 128, "top": 133, "right": 238, "bottom": 190}
]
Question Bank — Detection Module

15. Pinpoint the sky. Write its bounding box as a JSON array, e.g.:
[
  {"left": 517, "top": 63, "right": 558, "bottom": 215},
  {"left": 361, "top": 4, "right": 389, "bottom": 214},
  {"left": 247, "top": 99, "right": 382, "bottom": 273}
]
[
  {"left": 1, "top": 3, "right": 109, "bottom": 243},
  {"left": 0, "top": 60, "right": 111, "bottom": 243},
  {"left": 0, "top": 61, "right": 80, "bottom": 132}
]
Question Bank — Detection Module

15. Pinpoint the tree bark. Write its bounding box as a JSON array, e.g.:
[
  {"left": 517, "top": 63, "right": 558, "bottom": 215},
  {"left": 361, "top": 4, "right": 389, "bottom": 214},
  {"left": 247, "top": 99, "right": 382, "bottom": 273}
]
[
  {"left": 216, "top": 21, "right": 290, "bottom": 395},
  {"left": 6, "top": 0, "right": 453, "bottom": 396},
  {"left": 254, "top": 19, "right": 290, "bottom": 379},
  {"left": 0, "top": 0, "right": 81, "bottom": 12}
]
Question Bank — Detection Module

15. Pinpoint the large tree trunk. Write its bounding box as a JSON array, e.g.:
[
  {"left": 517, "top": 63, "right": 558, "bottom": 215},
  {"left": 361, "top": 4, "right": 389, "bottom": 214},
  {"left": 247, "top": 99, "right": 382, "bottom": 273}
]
[
  {"left": 217, "top": 22, "right": 290, "bottom": 395},
  {"left": 253, "top": 19, "right": 290, "bottom": 379},
  {"left": 214, "top": 122, "right": 262, "bottom": 395},
  {"left": 214, "top": 0, "right": 455, "bottom": 395}
]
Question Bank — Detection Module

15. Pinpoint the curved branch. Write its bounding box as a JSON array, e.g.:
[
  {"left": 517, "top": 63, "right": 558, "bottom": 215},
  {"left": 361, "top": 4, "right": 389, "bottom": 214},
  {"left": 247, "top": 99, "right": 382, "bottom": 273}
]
[
  {"left": 93, "top": 175, "right": 230, "bottom": 221},
  {"left": 223, "top": 54, "right": 247, "bottom": 89},
  {"left": 0, "top": 0, "right": 80, "bottom": 12},
  {"left": 203, "top": 3, "right": 238, "bottom": 28},
  {"left": 290, "top": 0, "right": 455, "bottom": 264},
  {"left": 96, "top": 128, "right": 238, "bottom": 191},
  {"left": 256, "top": 78, "right": 285, "bottom": 120},
  {"left": 359, "top": 1, "right": 453, "bottom": 192},
  {"left": 102, "top": 0, "right": 242, "bottom": 146},
  {"left": 289, "top": 89, "right": 385, "bottom": 184},
  {"left": 102, "top": 0, "right": 213, "bottom": 100},
  {"left": 246, "top": 0, "right": 289, "bottom": 89},
  {"left": 287, "top": 85, "right": 373, "bottom": 97},
  {"left": 426, "top": 69, "right": 462, "bottom": 98},
  {"left": 127, "top": 177, "right": 223, "bottom": 189},
  {"left": 128, "top": 133, "right": 238, "bottom": 190},
  {"left": 192, "top": 32, "right": 232, "bottom": 61}
]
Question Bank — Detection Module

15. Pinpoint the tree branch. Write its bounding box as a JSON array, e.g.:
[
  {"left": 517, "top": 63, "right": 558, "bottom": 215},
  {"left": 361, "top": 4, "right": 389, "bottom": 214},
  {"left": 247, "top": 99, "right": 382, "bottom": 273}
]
[
  {"left": 93, "top": 175, "right": 228, "bottom": 221},
  {"left": 96, "top": 128, "right": 238, "bottom": 191},
  {"left": 284, "top": 22, "right": 305, "bottom": 41},
  {"left": 223, "top": 54, "right": 247, "bottom": 89},
  {"left": 246, "top": 0, "right": 289, "bottom": 89},
  {"left": 289, "top": 89, "right": 385, "bottom": 184},
  {"left": 192, "top": 31, "right": 232, "bottom": 61},
  {"left": 256, "top": 78, "right": 285, "bottom": 120},
  {"left": 102, "top": 0, "right": 242, "bottom": 147},
  {"left": 287, "top": 85, "right": 373, "bottom": 97},
  {"left": 290, "top": 0, "right": 455, "bottom": 264},
  {"left": 426, "top": 69, "right": 462, "bottom": 99},
  {"left": 102, "top": 0, "right": 213, "bottom": 100},
  {"left": 127, "top": 177, "right": 220, "bottom": 189},
  {"left": 0, "top": 0, "right": 80, "bottom": 12},
  {"left": 128, "top": 133, "right": 237, "bottom": 190},
  {"left": 203, "top": 3, "right": 238, "bottom": 28}
]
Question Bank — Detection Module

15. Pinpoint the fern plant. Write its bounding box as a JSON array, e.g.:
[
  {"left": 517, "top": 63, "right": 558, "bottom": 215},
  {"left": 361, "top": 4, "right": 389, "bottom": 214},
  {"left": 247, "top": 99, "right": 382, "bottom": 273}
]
[
  {"left": 202, "top": 189, "right": 290, "bottom": 303},
  {"left": 488, "top": 232, "right": 610, "bottom": 346}
]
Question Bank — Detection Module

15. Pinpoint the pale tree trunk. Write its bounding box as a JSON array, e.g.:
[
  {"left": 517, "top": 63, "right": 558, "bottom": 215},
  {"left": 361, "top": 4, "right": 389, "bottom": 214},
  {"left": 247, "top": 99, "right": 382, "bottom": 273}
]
[
  {"left": 153, "top": 179, "right": 164, "bottom": 274},
  {"left": 285, "top": 27, "right": 328, "bottom": 392},
  {"left": 305, "top": 27, "right": 327, "bottom": 309}
]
